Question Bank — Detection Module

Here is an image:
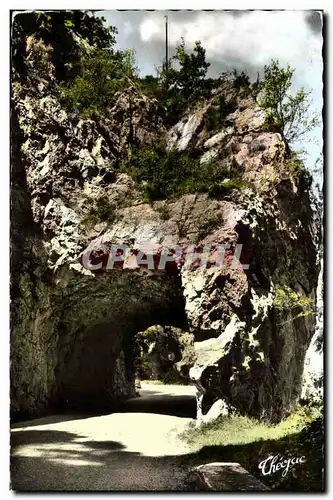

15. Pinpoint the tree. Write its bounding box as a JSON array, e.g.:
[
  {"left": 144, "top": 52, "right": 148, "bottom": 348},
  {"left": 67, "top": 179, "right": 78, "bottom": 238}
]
[
  {"left": 258, "top": 59, "right": 319, "bottom": 144},
  {"left": 12, "top": 10, "right": 117, "bottom": 82},
  {"left": 157, "top": 38, "right": 211, "bottom": 123},
  {"left": 172, "top": 38, "right": 210, "bottom": 100},
  {"left": 61, "top": 47, "right": 137, "bottom": 116}
]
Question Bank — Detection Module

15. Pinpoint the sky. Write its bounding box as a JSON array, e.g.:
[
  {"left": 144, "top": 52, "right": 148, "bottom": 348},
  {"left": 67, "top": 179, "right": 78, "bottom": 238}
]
[{"left": 100, "top": 10, "right": 323, "bottom": 185}]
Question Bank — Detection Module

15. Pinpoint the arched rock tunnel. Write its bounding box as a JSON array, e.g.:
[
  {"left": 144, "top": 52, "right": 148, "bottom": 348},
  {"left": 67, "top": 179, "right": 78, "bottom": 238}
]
[{"left": 53, "top": 269, "right": 190, "bottom": 414}]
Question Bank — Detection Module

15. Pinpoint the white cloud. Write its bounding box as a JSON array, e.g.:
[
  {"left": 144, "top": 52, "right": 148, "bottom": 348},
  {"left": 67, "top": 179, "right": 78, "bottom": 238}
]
[
  {"left": 140, "top": 18, "right": 161, "bottom": 42},
  {"left": 139, "top": 11, "right": 322, "bottom": 74}
]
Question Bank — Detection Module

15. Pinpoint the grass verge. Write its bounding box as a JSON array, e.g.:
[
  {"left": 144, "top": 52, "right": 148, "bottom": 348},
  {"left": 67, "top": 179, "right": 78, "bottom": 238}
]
[
  {"left": 140, "top": 379, "right": 165, "bottom": 385},
  {"left": 179, "top": 403, "right": 324, "bottom": 492}
]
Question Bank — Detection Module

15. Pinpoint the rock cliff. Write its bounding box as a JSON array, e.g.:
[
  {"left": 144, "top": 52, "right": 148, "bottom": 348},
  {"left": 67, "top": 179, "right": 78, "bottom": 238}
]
[{"left": 11, "top": 24, "right": 320, "bottom": 422}]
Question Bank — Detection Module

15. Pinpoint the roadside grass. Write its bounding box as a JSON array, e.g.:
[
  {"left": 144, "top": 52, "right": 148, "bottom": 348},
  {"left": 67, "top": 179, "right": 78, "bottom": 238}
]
[
  {"left": 141, "top": 379, "right": 164, "bottom": 385},
  {"left": 141, "top": 379, "right": 190, "bottom": 386},
  {"left": 179, "top": 404, "right": 323, "bottom": 492}
]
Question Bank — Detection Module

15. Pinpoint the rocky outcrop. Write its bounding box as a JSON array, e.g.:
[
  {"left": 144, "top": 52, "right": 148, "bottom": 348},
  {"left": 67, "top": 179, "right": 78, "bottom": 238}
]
[{"left": 11, "top": 32, "right": 320, "bottom": 422}]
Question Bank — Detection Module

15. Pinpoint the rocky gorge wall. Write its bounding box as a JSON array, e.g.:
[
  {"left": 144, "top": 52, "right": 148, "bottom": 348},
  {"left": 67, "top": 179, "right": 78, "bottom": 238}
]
[{"left": 10, "top": 33, "right": 320, "bottom": 422}]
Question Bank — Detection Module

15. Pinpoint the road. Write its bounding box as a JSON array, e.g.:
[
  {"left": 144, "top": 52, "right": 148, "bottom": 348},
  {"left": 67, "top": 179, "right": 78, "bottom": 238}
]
[{"left": 11, "top": 384, "right": 197, "bottom": 491}]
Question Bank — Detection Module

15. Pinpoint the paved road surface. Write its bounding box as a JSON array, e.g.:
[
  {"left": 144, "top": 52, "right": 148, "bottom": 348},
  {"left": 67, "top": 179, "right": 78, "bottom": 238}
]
[{"left": 11, "top": 384, "right": 197, "bottom": 491}]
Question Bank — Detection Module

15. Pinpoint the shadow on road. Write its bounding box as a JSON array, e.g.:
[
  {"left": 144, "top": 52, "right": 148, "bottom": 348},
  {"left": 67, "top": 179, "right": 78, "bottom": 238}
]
[
  {"left": 10, "top": 418, "right": 324, "bottom": 492},
  {"left": 121, "top": 394, "right": 196, "bottom": 418},
  {"left": 11, "top": 413, "right": 105, "bottom": 429},
  {"left": 10, "top": 427, "right": 191, "bottom": 491},
  {"left": 11, "top": 384, "right": 197, "bottom": 427}
]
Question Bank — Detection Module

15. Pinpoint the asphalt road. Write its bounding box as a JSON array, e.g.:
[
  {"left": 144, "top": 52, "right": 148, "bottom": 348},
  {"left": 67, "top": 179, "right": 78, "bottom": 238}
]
[{"left": 10, "top": 384, "right": 197, "bottom": 491}]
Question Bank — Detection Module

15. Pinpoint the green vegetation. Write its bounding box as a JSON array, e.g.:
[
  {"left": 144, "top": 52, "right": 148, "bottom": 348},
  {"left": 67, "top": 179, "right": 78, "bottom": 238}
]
[
  {"left": 133, "top": 326, "right": 158, "bottom": 380},
  {"left": 133, "top": 326, "right": 194, "bottom": 384},
  {"left": 285, "top": 157, "right": 312, "bottom": 188},
  {"left": 60, "top": 47, "right": 137, "bottom": 117},
  {"left": 203, "top": 94, "right": 237, "bottom": 132},
  {"left": 80, "top": 195, "right": 117, "bottom": 227},
  {"left": 258, "top": 59, "right": 319, "bottom": 144},
  {"left": 207, "top": 177, "right": 253, "bottom": 198},
  {"left": 195, "top": 216, "right": 221, "bottom": 243},
  {"left": 12, "top": 10, "right": 117, "bottom": 82},
  {"left": 141, "top": 37, "right": 212, "bottom": 125},
  {"left": 140, "top": 379, "right": 164, "bottom": 385},
  {"left": 13, "top": 12, "right": 319, "bottom": 205},
  {"left": 273, "top": 286, "right": 313, "bottom": 320},
  {"left": 232, "top": 69, "right": 251, "bottom": 97},
  {"left": 124, "top": 142, "right": 244, "bottom": 202},
  {"left": 180, "top": 404, "right": 323, "bottom": 491},
  {"left": 168, "top": 38, "right": 210, "bottom": 100}
]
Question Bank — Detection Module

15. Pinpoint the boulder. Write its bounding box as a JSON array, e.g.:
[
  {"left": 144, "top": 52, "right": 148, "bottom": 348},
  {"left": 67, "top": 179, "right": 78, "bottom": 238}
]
[
  {"left": 186, "top": 462, "right": 270, "bottom": 491},
  {"left": 202, "top": 398, "right": 230, "bottom": 424}
]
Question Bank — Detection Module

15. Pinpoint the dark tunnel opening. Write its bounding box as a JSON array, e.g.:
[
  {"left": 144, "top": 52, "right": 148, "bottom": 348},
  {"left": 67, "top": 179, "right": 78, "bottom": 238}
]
[{"left": 50, "top": 274, "right": 195, "bottom": 417}]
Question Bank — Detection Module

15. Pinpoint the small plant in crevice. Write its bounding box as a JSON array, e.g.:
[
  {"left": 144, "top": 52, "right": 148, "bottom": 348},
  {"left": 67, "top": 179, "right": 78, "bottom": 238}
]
[
  {"left": 207, "top": 177, "right": 254, "bottom": 199},
  {"left": 203, "top": 94, "right": 238, "bottom": 133},
  {"left": 285, "top": 156, "right": 312, "bottom": 189},
  {"left": 80, "top": 195, "right": 117, "bottom": 227},
  {"left": 155, "top": 202, "right": 171, "bottom": 221},
  {"left": 195, "top": 215, "right": 221, "bottom": 243},
  {"left": 273, "top": 286, "right": 313, "bottom": 321}
]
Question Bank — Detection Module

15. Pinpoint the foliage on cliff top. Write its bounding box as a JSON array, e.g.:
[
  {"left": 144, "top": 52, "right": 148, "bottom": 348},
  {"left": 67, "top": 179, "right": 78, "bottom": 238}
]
[
  {"left": 13, "top": 10, "right": 320, "bottom": 204},
  {"left": 13, "top": 11, "right": 319, "bottom": 148},
  {"left": 258, "top": 59, "right": 319, "bottom": 144},
  {"left": 60, "top": 48, "right": 137, "bottom": 117},
  {"left": 12, "top": 10, "right": 116, "bottom": 82}
]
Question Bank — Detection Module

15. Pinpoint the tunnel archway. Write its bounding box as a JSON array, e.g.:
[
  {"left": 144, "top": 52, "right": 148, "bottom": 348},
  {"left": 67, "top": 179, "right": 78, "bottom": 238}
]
[{"left": 54, "top": 270, "right": 189, "bottom": 413}]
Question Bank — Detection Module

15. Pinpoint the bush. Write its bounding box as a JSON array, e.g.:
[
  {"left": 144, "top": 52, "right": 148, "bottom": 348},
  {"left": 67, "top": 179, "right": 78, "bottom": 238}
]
[
  {"left": 133, "top": 326, "right": 194, "bottom": 384},
  {"left": 273, "top": 286, "right": 313, "bottom": 319},
  {"left": 125, "top": 142, "right": 245, "bottom": 202},
  {"left": 81, "top": 195, "right": 116, "bottom": 226},
  {"left": 60, "top": 47, "right": 136, "bottom": 117},
  {"left": 156, "top": 38, "right": 211, "bottom": 125},
  {"left": 203, "top": 95, "right": 237, "bottom": 132},
  {"left": 12, "top": 11, "right": 117, "bottom": 82},
  {"left": 232, "top": 69, "right": 250, "bottom": 89}
]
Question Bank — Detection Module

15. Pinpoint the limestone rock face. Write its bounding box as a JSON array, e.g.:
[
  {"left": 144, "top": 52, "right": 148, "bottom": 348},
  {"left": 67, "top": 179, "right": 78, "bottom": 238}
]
[
  {"left": 202, "top": 399, "right": 230, "bottom": 424},
  {"left": 11, "top": 34, "right": 321, "bottom": 421}
]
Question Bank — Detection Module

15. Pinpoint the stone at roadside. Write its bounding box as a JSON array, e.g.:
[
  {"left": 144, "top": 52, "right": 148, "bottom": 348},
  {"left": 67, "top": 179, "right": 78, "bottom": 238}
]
[{"left": 186, "top": 462, "right": 270, "bottom": 491}]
